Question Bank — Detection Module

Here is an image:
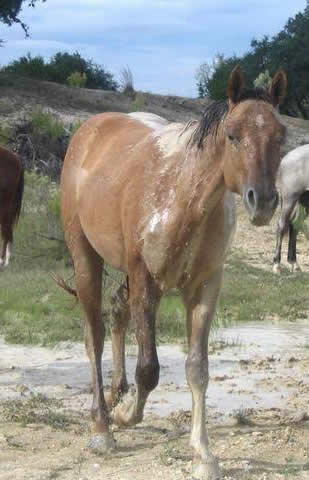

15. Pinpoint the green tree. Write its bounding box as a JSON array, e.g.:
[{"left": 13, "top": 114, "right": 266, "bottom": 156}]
[
  {"left": 0, "top": 0, "right": 46, "bottom": 36},
  {"left": 205, "top": 55, "right": 240, "bottom": 100},
  {"left": 197, "top": 1, "right": 309, "bottom": 117},
  {"left": 47, "top": 52, "right": 118, "bottom": 91},
  {"left": 4, "top": 52, "right": 47, "bottom": 80},
  {"left": 3, "top": 50, "right": 119, "bottom": 92}
]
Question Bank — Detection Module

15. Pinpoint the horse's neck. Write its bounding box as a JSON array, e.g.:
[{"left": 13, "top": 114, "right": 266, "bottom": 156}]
[
  {"left": 175, "top": 140, "right": 226, "bottom": 222},
  {"left": 148, "top": 125, "right": 227, "bottom": 229}
]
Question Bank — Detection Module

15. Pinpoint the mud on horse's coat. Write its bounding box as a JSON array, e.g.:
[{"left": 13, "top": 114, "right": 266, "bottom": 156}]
[{"left": 60, "top": 66, "right": 287, "bottom": 479}]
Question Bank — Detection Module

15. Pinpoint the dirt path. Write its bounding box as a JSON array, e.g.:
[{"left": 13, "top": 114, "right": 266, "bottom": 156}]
[{"left": 0, "top": 320, "right": 308, "bottom": 480}]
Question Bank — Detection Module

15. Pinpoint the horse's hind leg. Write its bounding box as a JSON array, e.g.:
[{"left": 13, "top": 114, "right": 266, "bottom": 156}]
[
  {"left": 287, "top": 223, "right": 301, "bottom": 272},
  {"left": 0, "top": 215, "right": 13, "bottom": 270},
  {"left": 69, "top": 227, "right": 114, "bottom": 451},
  {"left": 273, "top": 197, "right": 297, "bottom": 274},
  {"left": 111, "top": 261, "right": 161, "bottom": 426},
  {"left": 106, "top": 280, "right": 130, "bottom": 409}
]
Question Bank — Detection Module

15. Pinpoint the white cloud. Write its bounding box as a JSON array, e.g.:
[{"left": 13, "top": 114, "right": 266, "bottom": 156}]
[{"left": 1, "top": 0, "right": 306, "bottom": 97}]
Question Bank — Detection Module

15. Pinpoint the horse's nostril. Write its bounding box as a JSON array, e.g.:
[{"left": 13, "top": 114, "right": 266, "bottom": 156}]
[{"left": 246, "top": 188, "right": 256, "bottom": 209}]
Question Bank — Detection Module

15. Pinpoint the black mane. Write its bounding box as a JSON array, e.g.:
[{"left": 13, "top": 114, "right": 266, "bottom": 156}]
[{"left": 190, "top": 87, "right": 273, "bottom": 150}]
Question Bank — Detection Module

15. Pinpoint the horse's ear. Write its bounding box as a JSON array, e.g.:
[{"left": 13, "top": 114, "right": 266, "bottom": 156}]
[
  {"left": 227, "top": 65, "right": 245, "bottom": 105},
  {"left": 269, "top": 69, "right": 287, "bottom": 108}
]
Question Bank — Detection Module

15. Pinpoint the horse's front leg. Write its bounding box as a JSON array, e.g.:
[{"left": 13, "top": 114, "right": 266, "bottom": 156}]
[
  {"left": 287, "top": 223, "right": 301, "bottom": 272},
  {"left": 111, "top": 261, "right": 161, "bottom": 426},
  {"left": 183, "top": 267, "right": 223, "bottom": 480},
  {"left": 273, "top": 198, "right": 297, "bottom": 274}
]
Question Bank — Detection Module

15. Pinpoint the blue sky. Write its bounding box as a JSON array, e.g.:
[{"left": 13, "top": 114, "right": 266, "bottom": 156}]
[{"left": 1, "top": 0, "right": 306, "bottom": 97}]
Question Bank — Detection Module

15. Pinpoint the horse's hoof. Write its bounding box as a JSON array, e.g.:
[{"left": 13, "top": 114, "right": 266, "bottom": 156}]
[
  {"left": 111, "top": 391, "right": 143, "bottom": 426},
  {"left": 88, "top": 433, "right": 115, "bottom": 452},
  {"left": 272, "top": 263, "right": 282, "bottom": 274},
  {"left": 192, "top": 458, "right": 221, "bottom": 480}
]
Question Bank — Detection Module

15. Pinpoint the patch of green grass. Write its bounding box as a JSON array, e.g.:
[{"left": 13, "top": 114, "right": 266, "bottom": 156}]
[
  {"left": 129, "top": 92, "right": 146, "bottom": 112},
  {"left": 157, "top": 294, "right": 186, "bottom": 341},
  {"left": 0, "top": 125, "right": 13, "bottom": 146},
  {"left": 219, "top": 251, "right": 309, "bottom": 324},
  {"left": 0, "top": 170, "right": 80, "bottom": 345},
  {"left": 31, "top": 110, "right": 66, "bottom": 139},
  {"left": 0, "top": 392, "right": 79, "bottom": 430},
  {"left": 0, "top": 268, "right": 82, "bottom": 345}
]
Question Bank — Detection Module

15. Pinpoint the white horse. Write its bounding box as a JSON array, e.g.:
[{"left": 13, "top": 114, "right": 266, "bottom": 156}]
[{"left": 273, "top": 144, "right": 309, "bottom": 273}]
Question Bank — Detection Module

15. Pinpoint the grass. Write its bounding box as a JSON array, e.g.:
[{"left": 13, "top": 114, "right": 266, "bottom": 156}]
[
  {"left": 2, "top": 248, "right": 309, "bottom": 347},
  {"left": 233, "top": 407, "right": 254, "bottom": 426},
  {"left": 0, "top": 392, "right": 79, "bottom": 430},
  {"left": 31, "top": 110, "right": 67, "bottom": 139},
  {"left": 220, "top": 250, "right": 309, "bottom": 324},
  {"left": 2, "top": 234, "right": 309, "bottom": 346}
]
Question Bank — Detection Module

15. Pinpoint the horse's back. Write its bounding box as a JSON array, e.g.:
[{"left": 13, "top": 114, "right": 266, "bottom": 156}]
[
  {"left": 0, "top": 146, "right": 21, "bottom": 191},
  {"left": 278, "top": 144, "right": 309, "bottom": 195},
  {"left": 61, "top": 112, "right": 168, "bottom": 270}
]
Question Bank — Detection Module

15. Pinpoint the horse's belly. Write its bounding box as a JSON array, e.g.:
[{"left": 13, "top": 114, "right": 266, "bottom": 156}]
[{"left": 82, "top": 224, "right": 126, "bottom": 271}]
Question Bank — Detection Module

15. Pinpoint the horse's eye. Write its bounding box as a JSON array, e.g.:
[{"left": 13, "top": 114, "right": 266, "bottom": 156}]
[{"left": 228, "top": 134, "right": 239, "bottom": 144}]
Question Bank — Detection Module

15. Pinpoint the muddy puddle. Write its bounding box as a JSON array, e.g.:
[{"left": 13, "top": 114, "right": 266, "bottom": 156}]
[{"left": 0, "top": 320, "right": 308, "bottom": 419}]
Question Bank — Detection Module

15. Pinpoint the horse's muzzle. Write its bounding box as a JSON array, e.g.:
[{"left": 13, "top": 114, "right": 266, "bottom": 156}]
[{"left": 243, "top": 186, "right": 279, "bottom": 226}]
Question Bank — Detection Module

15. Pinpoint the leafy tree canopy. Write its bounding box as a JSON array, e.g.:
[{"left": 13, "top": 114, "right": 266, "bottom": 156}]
[
  {"left": 3, "top": 51, "right": 119, "bottom": 91},
  {"left": 0, "top": 0, "right": 45, "bottom": 36},
  {"left": 197, "top": 0, "right": 309, "bottom": 118}
]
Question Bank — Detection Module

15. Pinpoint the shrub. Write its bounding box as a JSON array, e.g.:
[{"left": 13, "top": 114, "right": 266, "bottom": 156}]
[
  {"left": 30, "top": 110, "right": 67, "bottom": 139},
  {"left": 3, "top": 51, "right": 118, "bottom": 91},
  {"left": 254, "top": 70, "right": 272, "bottom": 89},
  {"left": 120, "top": 66, "right": 135, "bottom": 96},
  {"left": 66, "top": 71, "right": 87, "bottom": 88},
  {"left": 11, "top": 111, "right": 69, "bottom": 179},
  {"left": 3, "top": 52, "right": 47, "bottom": 80},
  {"left": 129, "top": 92, "right": 146, "bottom": 112},
  {"left": 19, "top": 171, "right": 65, "bottom": 258},
  {"left": 0, "top": 125, "right": 13, "bottom": 146}
]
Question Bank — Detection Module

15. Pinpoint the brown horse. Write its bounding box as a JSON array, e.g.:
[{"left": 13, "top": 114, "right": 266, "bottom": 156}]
[
  {"left": 0, "top": 146, "right": 24, "bottom": 270},
  {"left": 61, "top": 66, "right": 287, "bottom": 479}
]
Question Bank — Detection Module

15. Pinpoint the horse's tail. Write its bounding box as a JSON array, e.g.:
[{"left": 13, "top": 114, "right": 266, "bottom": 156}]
[
  {"left": 13, "top": 164, "right": 24, "bottom": 226},
  {"left": 51, "top": 272, "right": 78, "bottom": 299}
]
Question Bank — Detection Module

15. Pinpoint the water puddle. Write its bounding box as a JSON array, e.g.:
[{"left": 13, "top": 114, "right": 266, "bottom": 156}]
[{"left": 0, "top": 320, "right": 308, "bottom": 419}]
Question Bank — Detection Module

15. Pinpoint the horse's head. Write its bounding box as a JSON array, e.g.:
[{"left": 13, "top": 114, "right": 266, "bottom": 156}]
[{"left": 223, "top": 66, "right": 287, "bottom": 226}]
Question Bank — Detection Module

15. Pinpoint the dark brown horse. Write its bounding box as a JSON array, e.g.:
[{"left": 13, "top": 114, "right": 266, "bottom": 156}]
[
  {"left": 61, "top": 66, "right": 287, "bottom": 479},
  {"left": 0, "top": 146, "right": 24, "bottom": 270}
]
